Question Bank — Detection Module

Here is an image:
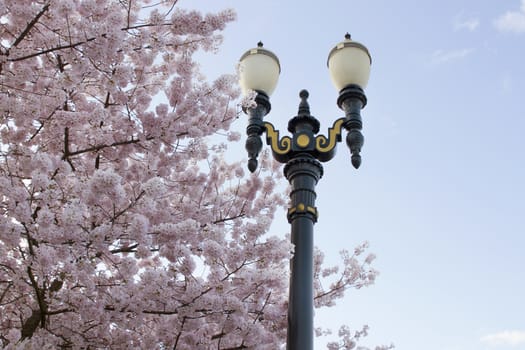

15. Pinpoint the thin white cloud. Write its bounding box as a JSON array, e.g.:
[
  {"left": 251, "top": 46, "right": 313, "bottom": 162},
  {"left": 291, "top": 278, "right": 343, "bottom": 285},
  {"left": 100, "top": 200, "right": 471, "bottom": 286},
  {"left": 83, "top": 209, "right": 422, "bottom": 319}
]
[
  {"left": 481, "top": 330, "right": 525, "bottom": 347},
  {"left": 430, "top": 48, "right": 474, "bottom": 64},
  {"left": 454, "top": 16, "right": 480, "bottom": 32},
  {"left": 494, "top": 0, "right": 525, "bottom": 33}
]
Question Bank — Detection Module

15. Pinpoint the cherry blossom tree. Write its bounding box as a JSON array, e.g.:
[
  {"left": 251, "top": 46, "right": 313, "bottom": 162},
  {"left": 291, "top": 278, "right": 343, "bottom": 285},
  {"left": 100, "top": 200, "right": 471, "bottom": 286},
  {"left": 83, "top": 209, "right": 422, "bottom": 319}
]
[{"left": 0, "top": 1, "right": 382, "bottom": 348}]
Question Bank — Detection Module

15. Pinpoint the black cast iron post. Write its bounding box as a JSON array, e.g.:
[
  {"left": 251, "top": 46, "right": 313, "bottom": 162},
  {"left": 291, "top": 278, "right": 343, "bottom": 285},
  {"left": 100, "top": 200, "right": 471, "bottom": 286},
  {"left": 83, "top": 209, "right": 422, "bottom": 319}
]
[
  {"left": 243, "top": 87, "right": 367, "bottom": 350},
  {"left": 285, "top": 154, "right": 319, "bottom": 350}
]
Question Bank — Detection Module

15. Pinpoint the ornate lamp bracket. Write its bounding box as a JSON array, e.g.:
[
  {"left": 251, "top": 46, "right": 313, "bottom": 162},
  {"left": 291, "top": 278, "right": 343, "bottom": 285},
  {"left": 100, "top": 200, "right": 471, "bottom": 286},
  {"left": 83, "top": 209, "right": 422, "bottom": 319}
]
[
  {"left": 263, "top": 122, "right": 292, "bottom": 163},
  {"left": 314, "top": 118, "right": 345, "bottom": 162},
  {"left": 245, "top": 90, "right": 361, "bottom": 170}
]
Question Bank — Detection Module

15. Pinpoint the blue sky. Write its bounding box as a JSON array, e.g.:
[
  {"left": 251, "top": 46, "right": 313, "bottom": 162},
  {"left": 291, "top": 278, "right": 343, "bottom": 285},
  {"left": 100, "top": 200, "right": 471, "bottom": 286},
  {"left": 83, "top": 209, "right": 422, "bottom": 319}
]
[{"left": 183, "top": 0, "right": 525, "bottom": 349}]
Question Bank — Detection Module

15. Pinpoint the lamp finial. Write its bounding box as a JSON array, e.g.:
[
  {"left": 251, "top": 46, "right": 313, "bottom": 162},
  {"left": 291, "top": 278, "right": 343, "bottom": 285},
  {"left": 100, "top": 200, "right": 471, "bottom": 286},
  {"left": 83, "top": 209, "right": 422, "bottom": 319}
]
[{"left": 298, "top": 90, "right": 310, "bottom": 116}]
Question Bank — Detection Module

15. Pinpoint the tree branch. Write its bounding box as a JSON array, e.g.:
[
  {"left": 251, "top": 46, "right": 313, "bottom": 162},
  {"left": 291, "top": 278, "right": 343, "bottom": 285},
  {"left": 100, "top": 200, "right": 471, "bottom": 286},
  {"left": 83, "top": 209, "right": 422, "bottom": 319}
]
[
  {"left": 8, "top": 37, "right": 97, "bottom": 62},
  {"left": 110, "top": 243, "right": 139, "bottom": 254},
  {"left": 0, "top": 282, "right": 12, "bottom": 305},
  {"left": 46, "top": 308, "right": 74, "bottom": 316},
  {"left": 63, "top": 127, "right": 76, "bottom": 171},
  {"left": 212, "top": 213, "right": 245, "bottom": 225},
  {"left": 11, "top": 3, "right": 50, "bottom": 48},
  {"left": 67, "top": 136, "right": 153, "bottom": 157},
  {"left": 24, "top": 266, "right": 47, "bottom": 337},
  {"left": 110, "top": 190, "right": 146, "bottom": 224},
  {"left": 172, "top": 316, "right": 186, "bottom": 350}
]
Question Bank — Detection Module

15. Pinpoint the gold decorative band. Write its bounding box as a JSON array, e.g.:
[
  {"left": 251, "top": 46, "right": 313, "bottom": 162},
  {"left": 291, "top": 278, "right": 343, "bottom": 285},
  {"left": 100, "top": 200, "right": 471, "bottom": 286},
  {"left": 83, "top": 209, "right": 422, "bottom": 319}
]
[{"left": 287, "top": 203, "right": 319, "bottom": 219}]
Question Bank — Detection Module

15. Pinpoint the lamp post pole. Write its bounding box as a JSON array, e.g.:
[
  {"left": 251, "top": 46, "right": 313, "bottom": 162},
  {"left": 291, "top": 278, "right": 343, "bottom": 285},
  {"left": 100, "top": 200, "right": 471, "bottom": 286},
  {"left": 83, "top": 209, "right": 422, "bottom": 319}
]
[{"left": 239, "top": 35, "right": 371, "bottom": 350}]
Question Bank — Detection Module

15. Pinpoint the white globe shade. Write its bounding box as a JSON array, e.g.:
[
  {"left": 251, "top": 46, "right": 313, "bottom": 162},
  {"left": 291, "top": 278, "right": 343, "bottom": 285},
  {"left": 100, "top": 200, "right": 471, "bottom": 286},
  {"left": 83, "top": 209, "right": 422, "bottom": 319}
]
[
  {"left": 327, "top": 34, "right": 372, "bottom": 91},
  {"left": 239, "top": 43, "right": 280, "bottom": 96}
]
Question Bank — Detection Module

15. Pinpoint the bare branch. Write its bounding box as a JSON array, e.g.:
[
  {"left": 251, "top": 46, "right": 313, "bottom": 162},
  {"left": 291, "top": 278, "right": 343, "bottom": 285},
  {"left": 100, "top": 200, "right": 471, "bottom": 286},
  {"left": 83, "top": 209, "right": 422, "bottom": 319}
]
[
  {"left": 11, "top": 3, "right": 50, "bottom": 48},
  {"left": 8, "top": 37, "right": 97, "bottom": 62},
  {"left": 25, "top": 266, "right": 47, "bottom": 334},
  {"left": 67, "top": 136, "right": 153, "bottom": 157}
]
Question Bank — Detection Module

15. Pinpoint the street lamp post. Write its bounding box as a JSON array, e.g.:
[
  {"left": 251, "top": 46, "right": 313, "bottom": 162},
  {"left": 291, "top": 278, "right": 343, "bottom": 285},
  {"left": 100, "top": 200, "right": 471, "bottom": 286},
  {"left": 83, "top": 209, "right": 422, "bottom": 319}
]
[{"left": 238, "top": 34, "right": 372, "bottom": 350}]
